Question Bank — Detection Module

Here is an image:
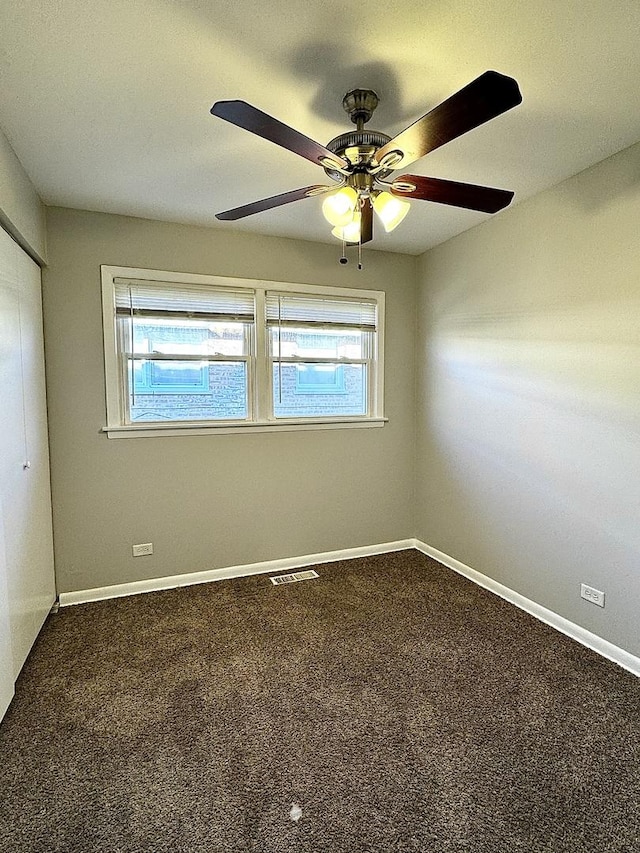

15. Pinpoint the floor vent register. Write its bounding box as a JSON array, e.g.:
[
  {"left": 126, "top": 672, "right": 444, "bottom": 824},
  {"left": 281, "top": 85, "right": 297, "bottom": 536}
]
[{"left": 270, "top": 570, "right": 319, "bottom": 586}]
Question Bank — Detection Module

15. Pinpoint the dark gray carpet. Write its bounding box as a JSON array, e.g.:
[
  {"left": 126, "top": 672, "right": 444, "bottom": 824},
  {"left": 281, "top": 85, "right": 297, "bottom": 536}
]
[{"left": 1, "top": 550, "right": 639, "bottom": 852}]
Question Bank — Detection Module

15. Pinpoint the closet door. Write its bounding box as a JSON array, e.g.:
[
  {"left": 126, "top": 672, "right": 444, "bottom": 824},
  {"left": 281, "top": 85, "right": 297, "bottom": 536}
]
[
  {"left": 0, "top": 225, "right": 55, "bottom": 681},
  {"left": 0, "top": 236, "right": 18, "bottom": 712},
  {"left": 0, "top": 492, "right": 14, "bottom": 720}
]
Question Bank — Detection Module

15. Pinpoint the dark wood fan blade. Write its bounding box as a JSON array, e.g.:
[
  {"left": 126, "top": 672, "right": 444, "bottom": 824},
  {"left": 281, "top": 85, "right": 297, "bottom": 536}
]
[
  {"left": 216, "top": 185, "right": 333, "bottom": 221},
  {"left": 391, "top": 175, "right": 514, "bottom": 213},
  {"left": 360, "top": 197, "right": 373, "bottom": 244},
  {"left": 211, "top": 100, "right": 349, "bottom": 173},
  {"left": 375, "top": 71, "right": 522, "bottom": 171}
]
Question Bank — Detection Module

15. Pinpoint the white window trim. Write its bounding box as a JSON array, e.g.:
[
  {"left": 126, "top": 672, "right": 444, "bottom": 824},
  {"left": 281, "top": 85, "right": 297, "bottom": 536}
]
[{"left": 101, "top": 265, "right": 386, "bottom": 437}]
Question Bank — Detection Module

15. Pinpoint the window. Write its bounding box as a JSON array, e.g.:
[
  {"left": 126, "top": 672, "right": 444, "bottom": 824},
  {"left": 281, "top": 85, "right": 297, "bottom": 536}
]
[
  {"left": 101, "top": 266, "right": 385, "bottom": 436},
  {"left": 266, "top": 291, "right": 375, "bottom": 419},
  {"left": 111, "top": 277, "right": 253, "bottom": 423}
]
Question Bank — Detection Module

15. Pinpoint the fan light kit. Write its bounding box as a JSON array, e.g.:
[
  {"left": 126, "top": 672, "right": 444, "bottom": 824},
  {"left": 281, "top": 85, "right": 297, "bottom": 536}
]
[{"left": 210, "top": 71, "right": 522, "bottom": 267}]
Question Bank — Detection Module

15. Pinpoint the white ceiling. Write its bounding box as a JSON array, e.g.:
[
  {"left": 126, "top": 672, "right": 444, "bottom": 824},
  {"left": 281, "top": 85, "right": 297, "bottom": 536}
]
[{"left": 1, "top": 0, "right": 640, "bottom": 255}]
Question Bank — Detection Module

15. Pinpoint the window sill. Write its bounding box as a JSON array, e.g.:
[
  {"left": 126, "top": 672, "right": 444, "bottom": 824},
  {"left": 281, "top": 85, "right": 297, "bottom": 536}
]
[{"left": 102, "top": 417, "right": 388, "bottom": 438}]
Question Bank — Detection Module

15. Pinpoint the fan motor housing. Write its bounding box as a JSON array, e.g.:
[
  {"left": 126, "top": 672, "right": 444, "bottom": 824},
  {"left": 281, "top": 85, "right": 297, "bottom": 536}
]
[{"left": 323, "top": 130, "right": 393, "bottom": 182}]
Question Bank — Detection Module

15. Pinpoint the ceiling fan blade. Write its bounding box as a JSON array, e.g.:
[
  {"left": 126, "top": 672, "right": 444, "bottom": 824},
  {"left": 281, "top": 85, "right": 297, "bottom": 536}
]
[
  {"left": 360, "top": 197, "right": 373, "bottom": 244},
  {"left": 216, "top": 185, "right": 334, "bottom": 221},
  {"left": 211, "top": 100, "right": 349, "bottom": 173},
  {"left": 391, "top": 175, "right": 514, "bottom": 213},
  {"left": 375, "top": 71, "right": 522, "bottom": 171}
]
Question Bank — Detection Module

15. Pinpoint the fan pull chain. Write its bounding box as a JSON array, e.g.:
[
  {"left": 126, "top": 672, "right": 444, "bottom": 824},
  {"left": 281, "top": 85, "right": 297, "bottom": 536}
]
[
  {"left": 340, "top": 239, "right": 347, "bottom": 265},
  {"left": 357, "top": 196, "right": 364, "bottom": 270}
]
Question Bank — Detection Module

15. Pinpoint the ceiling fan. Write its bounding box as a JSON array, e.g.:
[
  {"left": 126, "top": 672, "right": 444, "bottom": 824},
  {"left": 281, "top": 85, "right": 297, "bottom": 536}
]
[{"left": 210, "top": 71, "right": 522, "bottom": 260}]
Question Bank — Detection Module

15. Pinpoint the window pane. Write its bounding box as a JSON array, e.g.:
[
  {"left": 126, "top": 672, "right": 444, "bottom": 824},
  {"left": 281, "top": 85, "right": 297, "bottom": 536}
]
[
  {"left": 273, "top": 363, "right": 366, "bottom": 418},
  {"left": 128, "top": 361, "right": 248, "bottom": 422},
  {"left": 268, "top": 326, "right": 367, "bottom": 359},
  {"left": 132, "top": 318, "right": 248, "bottom": 357}
]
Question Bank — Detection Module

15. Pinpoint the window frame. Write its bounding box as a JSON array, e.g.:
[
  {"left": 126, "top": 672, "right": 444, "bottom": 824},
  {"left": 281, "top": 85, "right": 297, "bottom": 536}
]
[{"left": 101, "top": 265, "right": 386, "bottom": 437}]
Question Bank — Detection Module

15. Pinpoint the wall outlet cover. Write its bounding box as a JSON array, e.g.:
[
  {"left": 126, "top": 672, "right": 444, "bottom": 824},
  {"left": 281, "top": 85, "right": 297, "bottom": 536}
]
[{"left": 580, "top": 583, "right": 605, "bottom": 608}]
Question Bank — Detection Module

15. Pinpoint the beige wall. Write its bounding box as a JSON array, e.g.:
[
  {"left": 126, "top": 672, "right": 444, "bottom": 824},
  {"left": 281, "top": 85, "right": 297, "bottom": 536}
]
[
  {"left": 416, "top": 141, "right": 640, "bottom": 656},
  {"left": 43, "top": 208, "right": 417, "bottom": 594},
  {"left": 0, "top": 129, "right": 46, "bottom": 264}
]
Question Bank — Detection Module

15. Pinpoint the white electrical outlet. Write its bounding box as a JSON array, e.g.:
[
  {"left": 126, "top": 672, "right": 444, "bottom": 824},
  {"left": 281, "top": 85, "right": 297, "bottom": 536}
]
[
  {"left": 132, "top": 542, "right": 153, "bottom": 557},
  {"left": 580, "top": 583, "right": 605, "bottom": 607}
]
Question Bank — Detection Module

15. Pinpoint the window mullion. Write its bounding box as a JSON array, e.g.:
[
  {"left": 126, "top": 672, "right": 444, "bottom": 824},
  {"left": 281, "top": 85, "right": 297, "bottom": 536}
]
[{"left": 253, "top": 288, "right": 269, "bottom": 421}]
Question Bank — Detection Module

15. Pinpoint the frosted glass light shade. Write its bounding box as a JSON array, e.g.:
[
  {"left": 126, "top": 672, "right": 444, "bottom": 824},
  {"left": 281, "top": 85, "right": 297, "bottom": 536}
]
[
  {"left": 322, "top": 187, "right": 358, "bottom": 227},
  {"left": 331, "top": 212, "right": 361, "bottom": 243},
  {"left": 373, "top": 191, "right": 410, "bottom": 232}
]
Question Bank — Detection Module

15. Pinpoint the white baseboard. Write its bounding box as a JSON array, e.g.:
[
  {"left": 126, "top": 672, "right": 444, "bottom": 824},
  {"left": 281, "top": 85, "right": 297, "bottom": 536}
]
[
  {"left": 413, "top": 539, "right": 640, "bottom": 678},
  {"left": 58, "top": 539, "right": 415, "bottom": 607}
]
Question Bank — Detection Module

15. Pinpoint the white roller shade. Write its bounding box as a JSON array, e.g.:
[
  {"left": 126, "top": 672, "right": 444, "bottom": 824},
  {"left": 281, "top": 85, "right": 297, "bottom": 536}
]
[
  {"left": 265, "top": 291, "right": 377, "bottom": 330},
  {"left": 114, "top": 278, "right": 255, "bottom": 322}
]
